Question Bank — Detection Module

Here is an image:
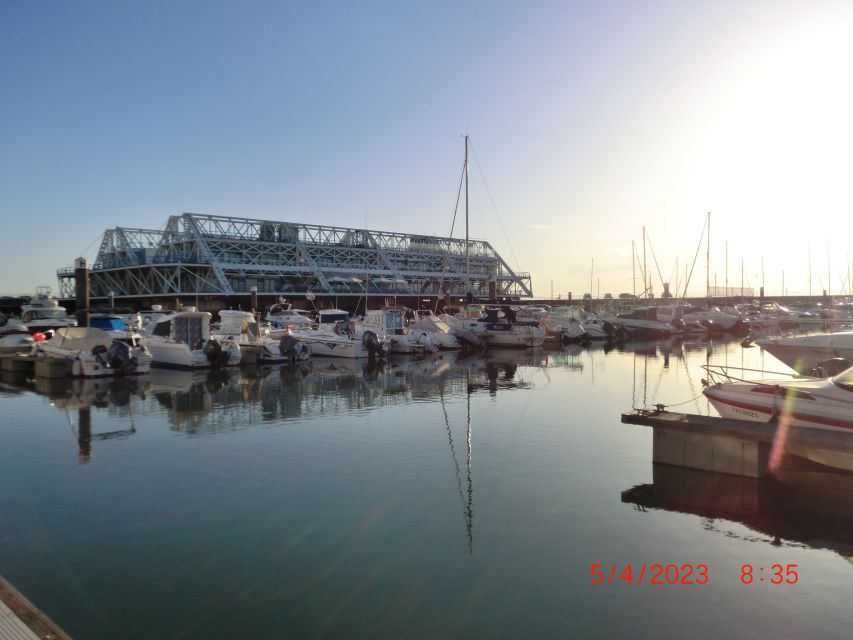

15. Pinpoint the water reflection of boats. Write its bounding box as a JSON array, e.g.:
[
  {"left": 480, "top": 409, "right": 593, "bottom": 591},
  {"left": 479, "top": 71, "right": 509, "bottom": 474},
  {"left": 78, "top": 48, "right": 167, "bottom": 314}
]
[{"left": 622, "top": 462, "right": 853, "bottom": 560}]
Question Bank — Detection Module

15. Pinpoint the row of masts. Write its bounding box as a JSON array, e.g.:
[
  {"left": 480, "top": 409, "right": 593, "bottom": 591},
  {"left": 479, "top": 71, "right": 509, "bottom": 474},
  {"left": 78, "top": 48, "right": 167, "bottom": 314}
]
[{"left": 621, "top": 212, "right": 849, "bottom": 301}]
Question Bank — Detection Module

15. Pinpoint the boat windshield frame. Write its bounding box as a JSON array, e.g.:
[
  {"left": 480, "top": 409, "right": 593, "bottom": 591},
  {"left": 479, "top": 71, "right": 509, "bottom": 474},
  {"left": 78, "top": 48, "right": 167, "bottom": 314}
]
[{"left": 832, "top": 367, "right": 853, "bottom": 391}]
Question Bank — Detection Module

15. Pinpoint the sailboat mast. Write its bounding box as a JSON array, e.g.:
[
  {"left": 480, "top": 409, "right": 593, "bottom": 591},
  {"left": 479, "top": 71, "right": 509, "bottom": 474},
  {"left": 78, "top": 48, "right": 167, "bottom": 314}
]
[
  {"left": 706, "top": 211, "right": 710, "bottom": 304},
  {"left": 465, "top": 134, "right": 470, "bottom": 294},
  {"left": 642, "top": 227, "right": 646, "bottom": 298},
  {"left": 631, "top": 240, "right": 637, "bottom": 298}
]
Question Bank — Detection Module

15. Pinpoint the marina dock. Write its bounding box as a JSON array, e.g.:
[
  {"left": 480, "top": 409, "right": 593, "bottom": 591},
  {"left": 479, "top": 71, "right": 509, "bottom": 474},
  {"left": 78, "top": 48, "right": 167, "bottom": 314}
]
[
  {"left": 0, "top": 576, "right": 70, "bottom": 640},
  {"left": 621, "top": 409, "right": 853, "bottom": 478},
  {"left": 0, "top": 355, "right": 69, "bottom": 379}
]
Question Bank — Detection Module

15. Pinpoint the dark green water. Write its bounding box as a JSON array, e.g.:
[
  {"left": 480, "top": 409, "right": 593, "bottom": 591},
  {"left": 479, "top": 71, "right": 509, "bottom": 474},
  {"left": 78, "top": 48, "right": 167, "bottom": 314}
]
[{"left": 1, "top": 339, "right": 852, "bottom": 639}]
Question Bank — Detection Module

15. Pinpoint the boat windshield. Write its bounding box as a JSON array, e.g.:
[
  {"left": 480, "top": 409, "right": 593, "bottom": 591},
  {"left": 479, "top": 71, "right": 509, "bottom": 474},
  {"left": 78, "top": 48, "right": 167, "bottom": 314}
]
[
  {"left": 28, "top": 309, "right": 68, "bottom": 320},
  {"left": 832, "top": 367, "right": 853, "bottom": 391}
]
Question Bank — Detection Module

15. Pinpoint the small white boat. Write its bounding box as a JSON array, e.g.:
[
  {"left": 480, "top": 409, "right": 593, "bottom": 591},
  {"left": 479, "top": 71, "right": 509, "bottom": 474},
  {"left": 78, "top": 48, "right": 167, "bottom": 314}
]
[
  {"left": 0, "top": 326, "right": 36, "bottom": 354},
  {"left": 580, "top": 313, "right": 615, "bottom": 340},
  {"left": 702, "top": 364, "right": 853, "bottom": 432},
  {"left": 35, "top": 327, "right": 151, "bottom": 377},
  {"left": 143, "top": 310, "right": 241, "bottom": 369},
  {"left": 613, "top": 307, "right": 674, "bottom": 337},
  {"left": 541, "top": 306, "right": 588, "bottom": 344},
  {"left": 358, "top": 308, "right": 433, "bottom": 355},
  {"left": 290, "top": 309, "right": 389, "bottom": 359},
  {"left": 214, "top": 310, "right": 310, "bottom": 364},
  {"left": 415, "top": 313, "right": 462, "bottom": 350}
]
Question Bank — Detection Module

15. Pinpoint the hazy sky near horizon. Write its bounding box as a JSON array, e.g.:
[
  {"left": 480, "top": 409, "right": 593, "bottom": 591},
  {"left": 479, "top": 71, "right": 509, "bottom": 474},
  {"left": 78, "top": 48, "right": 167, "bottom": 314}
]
[{"left": 2, "top": 0, "right": 853, "bottom": 298}]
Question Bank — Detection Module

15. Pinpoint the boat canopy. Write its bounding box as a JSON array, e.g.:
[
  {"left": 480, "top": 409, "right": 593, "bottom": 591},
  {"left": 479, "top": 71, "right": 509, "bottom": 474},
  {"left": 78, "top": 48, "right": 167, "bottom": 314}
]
[{"left": 52, "top": 327, "right": 113, "bottom": 351}]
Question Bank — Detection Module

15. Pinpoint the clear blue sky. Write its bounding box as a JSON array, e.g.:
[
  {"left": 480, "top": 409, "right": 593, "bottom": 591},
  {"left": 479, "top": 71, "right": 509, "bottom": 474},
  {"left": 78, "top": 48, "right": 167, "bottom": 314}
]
[{"left": 2, "top": 0, "right": 852, "bottom": 297}]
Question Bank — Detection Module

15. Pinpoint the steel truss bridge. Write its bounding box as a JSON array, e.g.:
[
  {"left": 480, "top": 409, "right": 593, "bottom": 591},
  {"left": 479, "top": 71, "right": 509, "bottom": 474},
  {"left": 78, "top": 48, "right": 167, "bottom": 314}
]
[{"left": 57, "top": 213, "right": 532, "bottom": 301}]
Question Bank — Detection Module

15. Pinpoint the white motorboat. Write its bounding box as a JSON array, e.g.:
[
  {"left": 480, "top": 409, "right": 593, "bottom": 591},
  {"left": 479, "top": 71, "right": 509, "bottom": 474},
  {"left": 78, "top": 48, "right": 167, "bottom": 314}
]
[
  {"left": 756, "top": 331, "right": 853, "bottom": 374},
  {"left": 20, "top": 286, "right": 75, "bottom": 331},
  {"left": 143, "top": 310, "right": 241, "bottom": 369},
  {"left": 415, "top": 313, "right": 462, "bottom": 350},
  {"left": 680, "top": 305, "right": 743, "bottom": 332},
  {"left": 702, "top": 364, "right": 853, "bottom": 433},
  {"left": 358, "top": 308, "right": 434, "bottom": 355},
  {"left": 290, "top": 309, "right": 388, "bottom": 359},
  {"left": 0, "top": 326, "right": 36, "bottom": 354},
  {"left": 612, "top": 307, "right": 674, "bottom": 337},
  {"left": 442, "top": 307, "right": 544, "bottom": 348},
  {"left": 214, "top": 310, "right": 310, "bottom": 364},
  {"left": 542, "top": 306, "right": 588, "bottom": 344},
  {"left": 265, "top": 300, "right": 313, "bottom": 328},
  {"left": 580, "top": 313, "right": 615, "bottom": 340},
  {"left": 34, "top": 327, "right": 152, "bottom": 377}
]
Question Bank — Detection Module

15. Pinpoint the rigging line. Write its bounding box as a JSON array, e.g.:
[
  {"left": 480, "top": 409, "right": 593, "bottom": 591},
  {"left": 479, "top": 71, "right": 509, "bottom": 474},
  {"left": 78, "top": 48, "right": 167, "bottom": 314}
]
[
  {"left": 449, "top": 162, "right": 466, "bottom": 238},
  {"left": 468, "top": 140, "right": 522, "bottom": 271},
  {"left": 644, "top": 230, "right": 666, "bottom": 291},
  {"left": 78, "top": 232, "right": 104, "bottom": 263},
  {"left": 681, "top": 214, "right": 708, "bottom": 300}
]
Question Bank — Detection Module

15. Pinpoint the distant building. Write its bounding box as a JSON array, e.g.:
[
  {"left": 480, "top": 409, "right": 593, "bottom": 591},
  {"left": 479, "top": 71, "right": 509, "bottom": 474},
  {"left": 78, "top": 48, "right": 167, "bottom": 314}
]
[{"left": 57, "top": 212, "right": 532, "bottom": 302}]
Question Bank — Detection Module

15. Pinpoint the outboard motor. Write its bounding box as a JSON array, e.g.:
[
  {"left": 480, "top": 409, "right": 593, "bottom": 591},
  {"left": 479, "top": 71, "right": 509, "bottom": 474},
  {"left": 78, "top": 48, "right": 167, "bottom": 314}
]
[
  {"left": 602, "top": 320, "right": 616, "bottom": 337},
  {"left": 91, "top": 343, "right": 108, "bottom": 365},
  {"left": 106, "top": 341, "right": 137, "bottom": 375},
  {"left": 362, "top": 331, "right": 385, "bottom": 360},
  {"left": 203, "top": 339, "right": 229, "bottom": 367},
  {"left": 279, "top": 334, "right": 311, "bottom": 363}
]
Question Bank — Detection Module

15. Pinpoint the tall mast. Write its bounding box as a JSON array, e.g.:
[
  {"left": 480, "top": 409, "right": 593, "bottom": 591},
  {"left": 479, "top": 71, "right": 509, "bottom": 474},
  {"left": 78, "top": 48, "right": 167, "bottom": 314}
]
[
  {"left": 642, "top": 226, "right": 647, "bottom": 298},
  {"left": 808, "top": 241, "right": 812, "bottom": 296},
  {"left": 631, "top": 240, "right": 637, "bottom": 298},
  {"left": 465, "top": 134, "right": 470, "bottom": 294},
  {"left": 706, "top": 211, "right": 710, "bottom": 304}
]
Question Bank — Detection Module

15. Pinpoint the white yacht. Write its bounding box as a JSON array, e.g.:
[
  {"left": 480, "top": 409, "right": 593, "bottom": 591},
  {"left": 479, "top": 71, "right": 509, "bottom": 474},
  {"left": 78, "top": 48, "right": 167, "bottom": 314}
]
[
  {"left": 35, "top": 327, "right": 152, "bottom": 377},
  {"left": 290, "top": 309, "right": 389, "bottom": 359},
  {"left": 20, "top": 287, "right": 75, "bottom": 331},
  {"left": 143, "top": 310, "right": 241, "bottom": 369},
  {"left": 265, "top": 300, "right": 313, "bottom": 328},
  {"left": 756, "top": 331, "right": 853, "bottom": 374},
  {"left": 213, "top": 310, "right": 310, "bottom": 364}
]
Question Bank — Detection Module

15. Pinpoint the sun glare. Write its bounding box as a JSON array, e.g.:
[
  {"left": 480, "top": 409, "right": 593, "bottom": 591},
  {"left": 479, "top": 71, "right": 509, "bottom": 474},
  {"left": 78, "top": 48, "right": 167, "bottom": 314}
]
[{"left": 688, "top": 18, "right": 853, "bottom": 229}]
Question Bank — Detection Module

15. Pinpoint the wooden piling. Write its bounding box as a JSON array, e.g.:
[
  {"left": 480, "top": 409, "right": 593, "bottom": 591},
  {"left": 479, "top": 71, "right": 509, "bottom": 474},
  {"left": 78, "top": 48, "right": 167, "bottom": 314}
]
[{"left": 74, "top": 257, "right": 89, "bottom": 328}]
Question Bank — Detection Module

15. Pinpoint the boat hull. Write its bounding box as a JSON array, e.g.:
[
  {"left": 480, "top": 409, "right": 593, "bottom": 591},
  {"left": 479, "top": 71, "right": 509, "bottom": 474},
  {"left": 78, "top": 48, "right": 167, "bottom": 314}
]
[{"left": 703, "top": 385, "right": 853, "bottom": 433}]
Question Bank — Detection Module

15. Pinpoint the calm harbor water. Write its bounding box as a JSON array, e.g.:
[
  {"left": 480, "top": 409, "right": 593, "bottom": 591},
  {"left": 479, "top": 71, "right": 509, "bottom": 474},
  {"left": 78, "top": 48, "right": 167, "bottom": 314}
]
[{"left": 1, "top": 338, "right": 852, "bottom": 639}]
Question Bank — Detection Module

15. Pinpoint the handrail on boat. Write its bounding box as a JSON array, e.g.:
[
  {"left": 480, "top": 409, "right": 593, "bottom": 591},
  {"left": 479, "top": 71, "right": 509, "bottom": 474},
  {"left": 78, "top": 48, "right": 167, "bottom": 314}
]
[{"left": 700, "top": 364, "right": 810, "bottom": 387}]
